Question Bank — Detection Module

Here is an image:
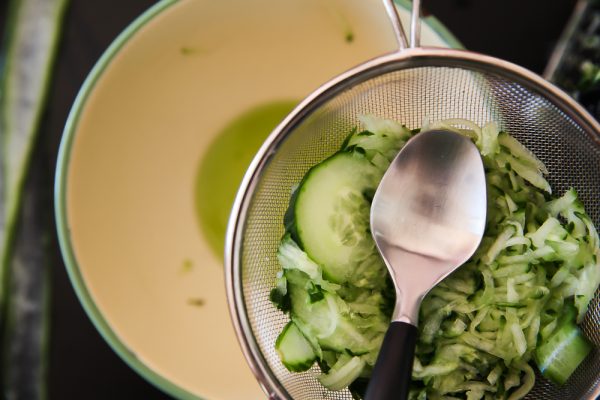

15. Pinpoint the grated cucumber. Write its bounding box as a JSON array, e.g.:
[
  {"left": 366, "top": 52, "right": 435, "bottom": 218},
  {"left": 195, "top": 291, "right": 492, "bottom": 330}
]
[{"left": 270, "top": 115, "right": 600, "bottom": 399}]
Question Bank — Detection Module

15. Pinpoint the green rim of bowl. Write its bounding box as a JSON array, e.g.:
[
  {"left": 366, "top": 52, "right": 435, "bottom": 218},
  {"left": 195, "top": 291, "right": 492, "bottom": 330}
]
[{"left": 53, "top": 1, "right": 461, "bottom": 399}]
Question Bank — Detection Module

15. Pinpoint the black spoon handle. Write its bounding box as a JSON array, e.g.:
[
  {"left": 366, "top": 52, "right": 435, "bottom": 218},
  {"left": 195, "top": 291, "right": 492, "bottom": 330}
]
[{"left": 364, "top": 321, "right": 418, "bottom": 400}]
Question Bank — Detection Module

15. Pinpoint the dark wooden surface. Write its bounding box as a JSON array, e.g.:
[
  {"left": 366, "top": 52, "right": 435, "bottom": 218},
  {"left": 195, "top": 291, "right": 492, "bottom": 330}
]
[{"left": 30, "top": 0, "right": 576, "bottom": 398}]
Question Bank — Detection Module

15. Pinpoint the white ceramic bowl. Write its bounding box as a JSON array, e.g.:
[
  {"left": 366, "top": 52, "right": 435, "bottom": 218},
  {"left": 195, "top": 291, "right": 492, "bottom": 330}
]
[{"left": 55, "top": 0, "right": 459, "bottom": 398}]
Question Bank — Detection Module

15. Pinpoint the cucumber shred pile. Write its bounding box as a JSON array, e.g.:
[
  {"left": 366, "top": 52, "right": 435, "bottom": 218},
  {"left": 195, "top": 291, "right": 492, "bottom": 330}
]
[{"left": 270, "top": 115, "right": 600, "bottom": 399}]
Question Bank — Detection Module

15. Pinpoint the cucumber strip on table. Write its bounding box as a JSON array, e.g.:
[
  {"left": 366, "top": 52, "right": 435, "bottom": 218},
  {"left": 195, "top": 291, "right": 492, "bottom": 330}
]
[
  {"left": 2, "top": 149, "right": 52, "bottom": 399},
  {"left": 0, "top": 0, "right": 70, "bottom": 307},
  {"left": 0, "top": 0, "right": 70, "bottom": 398}
]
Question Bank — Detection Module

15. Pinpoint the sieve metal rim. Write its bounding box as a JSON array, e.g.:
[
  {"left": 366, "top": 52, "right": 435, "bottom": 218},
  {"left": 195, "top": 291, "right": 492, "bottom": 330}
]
[{"left": 225, "top": 46, "right": 600, "bottom": 400}]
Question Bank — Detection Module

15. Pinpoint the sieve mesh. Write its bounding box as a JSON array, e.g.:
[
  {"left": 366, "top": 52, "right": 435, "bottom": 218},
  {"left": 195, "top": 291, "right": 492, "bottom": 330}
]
[{"left": 232, "top": 58, "right": 600, "bottom": 400}]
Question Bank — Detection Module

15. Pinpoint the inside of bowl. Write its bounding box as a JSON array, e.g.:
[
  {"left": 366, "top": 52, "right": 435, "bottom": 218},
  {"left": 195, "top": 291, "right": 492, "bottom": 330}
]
[{"left": 58, "top": 0, "right": 457, "bottom": 398}]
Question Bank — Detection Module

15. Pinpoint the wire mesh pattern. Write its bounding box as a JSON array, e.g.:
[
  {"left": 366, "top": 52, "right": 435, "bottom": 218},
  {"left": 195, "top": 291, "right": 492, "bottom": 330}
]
[{"left": 235, "top": 61, "right": 600, "bottom": 400}]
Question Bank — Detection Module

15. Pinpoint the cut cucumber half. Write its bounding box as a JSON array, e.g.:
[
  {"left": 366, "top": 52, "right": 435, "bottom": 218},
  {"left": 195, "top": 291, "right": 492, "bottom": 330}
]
[{"left": 292, "top": 152, "right": 381, "bottom": 283}]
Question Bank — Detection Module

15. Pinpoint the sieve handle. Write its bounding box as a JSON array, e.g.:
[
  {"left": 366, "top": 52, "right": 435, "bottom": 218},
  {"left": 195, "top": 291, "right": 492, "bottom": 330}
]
[
  {"left": 410, "top": 0, "right": 421, "bottom": 48},
  {"left": 382, "top": 0, "right": 421, "bottom": 51},
  {"left": 364, "top": 321, "right": 417, "bottom": 400}
]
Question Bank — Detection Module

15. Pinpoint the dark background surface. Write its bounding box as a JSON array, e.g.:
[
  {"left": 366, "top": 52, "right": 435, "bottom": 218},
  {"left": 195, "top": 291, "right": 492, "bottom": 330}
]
[{"left": 18, "top": 0, "right": 578, "bottom": 398}]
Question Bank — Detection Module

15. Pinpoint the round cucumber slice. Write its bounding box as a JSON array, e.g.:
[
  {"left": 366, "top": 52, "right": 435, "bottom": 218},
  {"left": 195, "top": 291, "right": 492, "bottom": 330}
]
[{"left": 293, "top": 152, "right": 381, "bottom": 283}]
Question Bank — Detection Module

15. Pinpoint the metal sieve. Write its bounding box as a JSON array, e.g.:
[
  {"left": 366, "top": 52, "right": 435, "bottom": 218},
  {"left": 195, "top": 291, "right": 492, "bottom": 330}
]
[{"left": 225, "top": 1, "right": 600, "bottom": 399}]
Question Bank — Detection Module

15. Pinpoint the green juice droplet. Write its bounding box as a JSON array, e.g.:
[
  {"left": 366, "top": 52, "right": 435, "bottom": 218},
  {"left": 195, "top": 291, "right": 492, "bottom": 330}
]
[{"left": 195, "top": 100, "right": 297, "bottom": 259}]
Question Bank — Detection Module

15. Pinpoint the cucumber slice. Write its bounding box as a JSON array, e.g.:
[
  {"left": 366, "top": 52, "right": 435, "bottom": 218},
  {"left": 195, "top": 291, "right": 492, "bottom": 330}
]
[
  {"left": 275, "top": 321, "right": 317, "bottom": 372},
  {"left": 317, "top": 354, "right": 365, "bottom": 391},
  {"left": 293, "top": 152, "right": 381, "bottom": 283},
  {"left": 286, "top": 269, "right": 339, "bottom": 339},
  {"left": 535, "top": 305, "right": 592, "bottom": 385},
  {"left": 2, "top": 152, "right": 51, "bottom": 398},
  {"left": 286, "top": 269, "right": 373, "bottom": 355}
]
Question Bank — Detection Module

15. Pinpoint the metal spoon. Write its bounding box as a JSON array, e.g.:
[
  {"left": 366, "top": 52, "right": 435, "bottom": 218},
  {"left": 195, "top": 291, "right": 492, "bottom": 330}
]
[{"left": 365, "top": 129, "right": 487, "bottom": 400}]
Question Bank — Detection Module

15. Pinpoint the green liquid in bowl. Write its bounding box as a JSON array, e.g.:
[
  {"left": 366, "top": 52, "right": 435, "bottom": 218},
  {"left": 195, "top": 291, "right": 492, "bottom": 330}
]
[{"left": 195, "top": 100, "right": 297, "bottom": 259}]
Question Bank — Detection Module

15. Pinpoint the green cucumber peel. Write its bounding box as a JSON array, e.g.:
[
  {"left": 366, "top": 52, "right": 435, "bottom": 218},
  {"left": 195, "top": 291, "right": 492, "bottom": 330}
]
[{"left": 0, "top": 0, "right": 69, "bottom": 396}]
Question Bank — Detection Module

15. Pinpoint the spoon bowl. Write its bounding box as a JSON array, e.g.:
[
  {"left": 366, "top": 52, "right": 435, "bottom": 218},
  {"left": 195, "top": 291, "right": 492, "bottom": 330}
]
[{"left": 365, "top": 129, "right": 487, "bottom": 400}]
